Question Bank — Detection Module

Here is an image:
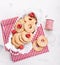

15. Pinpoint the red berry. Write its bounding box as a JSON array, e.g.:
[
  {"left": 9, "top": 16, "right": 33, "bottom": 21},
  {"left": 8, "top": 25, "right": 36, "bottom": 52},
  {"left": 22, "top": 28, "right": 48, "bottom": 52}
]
[
  {"left": 12, "top": 30, "right": 17, "bottom": 34},
  {"left": 19, "top": 45, "right": 24, "bottom": 49},
  {"left": 26, "top": 34, "right": 30, "bottom": 38},
  {"left": 28, "top": 12, "right": 35, "bottom": 18},
  {"left": 17, "top": 24, "right": 22, "bottom": 29}
]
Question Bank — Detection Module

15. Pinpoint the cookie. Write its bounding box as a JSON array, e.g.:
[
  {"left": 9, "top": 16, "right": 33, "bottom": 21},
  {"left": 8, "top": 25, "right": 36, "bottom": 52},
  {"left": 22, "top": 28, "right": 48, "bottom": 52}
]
[
  {"left": 33, "top": 40, "right": 43, "bottom": 51},
  {"left": 11, "top": 33, "right": 23, "bottom": 48},
  {"left": 14, "top": 21, "right": 24, "bottom": 33},
  {"left": 24, "top": 22, "right": 36, "bottom": 33},
  {"left": 28, "top": 12, "right": 37, "bottom": 24},
  {"left": 11, "top": 35, "right": 20, "bottom": 48},
  {"left": 21, "top": 31, "right": 33, "bottom": 43},
  {"left": 24, "top": 15, "right": 37, "bottom": 24},
  {"left": 14, "top": 33, "right": 24, "bottom": 45},
  {"left": 37, "top": 35, "right": 48, "bottom": 47},
  {"left": 19, "top": 33, "right": 27, "bottom": 43}
]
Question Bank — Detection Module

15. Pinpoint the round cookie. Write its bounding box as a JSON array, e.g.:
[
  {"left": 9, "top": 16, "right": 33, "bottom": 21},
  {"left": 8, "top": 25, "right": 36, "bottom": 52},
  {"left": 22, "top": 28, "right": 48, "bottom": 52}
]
[
  {"left": 19, "top": 33, "right": 27, "bottom": 43},
  {"left": 28, "top": 12, "right": 37, "bottom": 24},
  {"left": 33, "top": 40, "right": 43, "bottom": 51},
  {"left": 14, "top": 33, "right": 24, "bottom": 45},
  {"left": 37, "top": 35, "right": 48, "bottom": 47},
  {"left": 24, "top": 22, "right": 36, "bottom": 33},
  {"left": 14, "top": 21, "right": 24, "bottom": 33},
  {"left": 24, "top": 15, "right": 37, "bottom": 24},
  {"left": 11, "top": 35, "right": 20, "bottom": 48},
  {"left": 11, "top": 33, "right": 23, "bottom": 48},
  {"left": 21, "top": 31, "right": 33, "bottom": 43}
]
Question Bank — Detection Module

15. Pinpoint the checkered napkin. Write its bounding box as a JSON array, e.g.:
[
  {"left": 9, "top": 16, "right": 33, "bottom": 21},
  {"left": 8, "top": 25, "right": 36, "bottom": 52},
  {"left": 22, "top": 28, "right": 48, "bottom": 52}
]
[{"left": 1, "top": 17, "right": 49, "bottom": 62}]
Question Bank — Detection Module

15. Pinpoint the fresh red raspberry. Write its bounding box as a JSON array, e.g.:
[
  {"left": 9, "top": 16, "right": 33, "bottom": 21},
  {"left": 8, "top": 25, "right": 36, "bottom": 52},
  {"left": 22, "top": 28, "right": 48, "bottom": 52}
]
[
  {"left": 17, "top": 24, "right": 22, "bottom": 29},
  {"left": 19, "top": 45, "right": 24, "bottom": 49},
  {"left": 28, "top": 12, "right": 35, "bottom": 18},
  {"left": 12, "top": 30, "right": 17, "bottom": 34},
  {"left": 26, "top": 34, "right": 31, "bottom": 38}
]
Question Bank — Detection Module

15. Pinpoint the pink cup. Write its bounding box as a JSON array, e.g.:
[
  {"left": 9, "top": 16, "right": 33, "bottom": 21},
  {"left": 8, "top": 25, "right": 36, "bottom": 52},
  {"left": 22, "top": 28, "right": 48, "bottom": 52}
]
[{"left": 45, "top": 19, "right": 54, "bottom": 30}]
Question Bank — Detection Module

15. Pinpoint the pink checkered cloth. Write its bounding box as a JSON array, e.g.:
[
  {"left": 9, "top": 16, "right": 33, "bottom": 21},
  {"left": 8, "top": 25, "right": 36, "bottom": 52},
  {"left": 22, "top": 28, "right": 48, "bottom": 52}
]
[{"left": 1, "top": 17, "right": 49, "bottom": 62}]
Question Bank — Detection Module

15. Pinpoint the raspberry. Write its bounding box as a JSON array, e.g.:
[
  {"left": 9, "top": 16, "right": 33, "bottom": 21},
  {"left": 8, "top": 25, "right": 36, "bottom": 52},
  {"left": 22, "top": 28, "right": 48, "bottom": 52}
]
[
  {"left": 28, "top": 12, "right": 35, "bottom": 18},
  {"left": 17, "top": 24, "right": 22, "bottom": 29},
  {"left": 26, "top": 34, "right": 30, "bottom": 38},
  {"left": 12, "top": 30, "right": 17, "bottom": 34},
  {"left": 19, "top": 45, "right": 24, "bottom": 49}
]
